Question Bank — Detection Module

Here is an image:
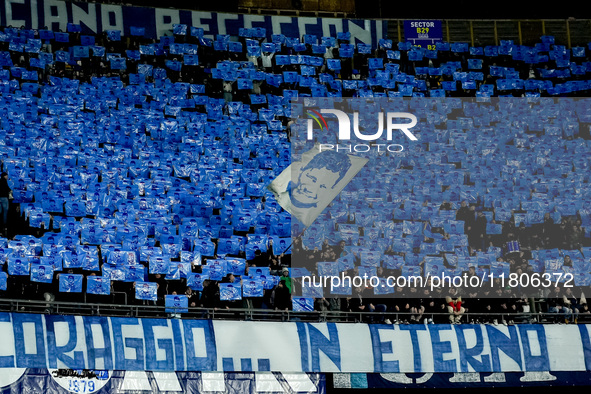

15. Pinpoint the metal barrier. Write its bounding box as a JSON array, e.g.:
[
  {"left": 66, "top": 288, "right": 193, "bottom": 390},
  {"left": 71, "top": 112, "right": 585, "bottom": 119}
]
[{"left": 0, "top": 298, "right": 586, "bottom": 324}]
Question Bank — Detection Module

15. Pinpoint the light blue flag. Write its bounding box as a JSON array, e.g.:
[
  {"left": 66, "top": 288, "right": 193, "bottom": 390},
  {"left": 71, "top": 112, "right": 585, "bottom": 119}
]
[
  {"left": 166, "top": 262, "right": 191, "bottom": 280},
  {"left": 87, "top": 276, "right": 111, "bottom": 295},
  {"left": 219, "top": 282, "right": 242, "bottom": 301},
  {"left": 225, "top": 258, "right": 246, "bottom": 276},
  {"left": 149, "top": 256, "right": 170, "bottom": 274},
  {"left": 8, "top": 256, "right": 30, "bottom": 275},
  {"left": 59, "top": 274, "right": 83, "bottom": 293},
  {"left": 124, "top": 265, "right": 146, "bottom": 282},
  {"left": 242, "top": 278, "right": 264, "bottom": 297},
  {"left": 165, "top": 294, "right": 189, "bottom": 313},
  {"left": 187, "top": 273, "right": 208, "bottom": 291},
  {"left": 135, "top": 282, "right": 157, "bottom": 301},
  {"left": 30, "top": 263, "right": 54, "bottom": 283},
  {"left": 292, "top": 297, "right": 315, "bottom": 311}
]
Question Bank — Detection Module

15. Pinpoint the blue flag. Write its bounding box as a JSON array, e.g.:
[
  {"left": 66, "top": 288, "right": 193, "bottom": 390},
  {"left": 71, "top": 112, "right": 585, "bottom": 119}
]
[
  {"left": 59, "top": 274, "right": 83, "bottom": 293},
  {"left": 292, "top": 297, "right": 314, "bottom": 311},
  {"left": 87, "top": 276, "right": 111, "bottom": 295},
  {"left": 242, "top": 278, "right": 264, "bottom": 297},
  {"left": 135, "top": 282, "right": 157, "bottom": 301},
  {"left": 219, "top": 282, "right": 242, "bottom": 301},
  {"left": 8, "top": 257, "right": 30, "bottom": 276},
  {"left": 30, "top": 263, "right": 54, "bottom": 283},
  {"left": 149, "top": 256, "right": 170, "bottom": 274},
  {"left": 187, "top": 273, "right": 208, "bottom": 291},
  {"left": 106, "top": 30, "right": 121, "bottom": 41},
  {"left": 165, "top": 294, "right": 189, "bottom": 313}
]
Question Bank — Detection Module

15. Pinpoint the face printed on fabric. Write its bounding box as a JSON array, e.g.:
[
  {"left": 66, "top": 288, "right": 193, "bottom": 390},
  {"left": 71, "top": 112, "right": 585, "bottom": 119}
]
[
  {"left": 290, "top": 150, "right": 352, "bottom": 209},
  {"left": 292, "top": 167, "right": 340, "bottom": 206}
]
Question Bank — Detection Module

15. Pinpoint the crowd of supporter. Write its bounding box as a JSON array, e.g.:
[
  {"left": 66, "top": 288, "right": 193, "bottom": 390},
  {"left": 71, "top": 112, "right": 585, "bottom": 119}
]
[{"left": 0, "top": 21, "right": 590, "bottom": 324}]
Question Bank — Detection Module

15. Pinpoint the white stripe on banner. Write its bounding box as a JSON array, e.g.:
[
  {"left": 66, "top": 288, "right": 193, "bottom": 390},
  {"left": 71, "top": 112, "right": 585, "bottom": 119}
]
[
  {"left": 121, "top": 371, "right": 151, "bottom": 391},
  {"left": 152, "top": 372, "right": 183, "bottom": 392},
  {"left": 283, "top": 373, "right": 318, "bottom": 392},
  {"left": 201, "top": 372, "right": 225, "bottom": 392},
  {"left": 255, "top": 372, "right": 284, "bottom": 392}
]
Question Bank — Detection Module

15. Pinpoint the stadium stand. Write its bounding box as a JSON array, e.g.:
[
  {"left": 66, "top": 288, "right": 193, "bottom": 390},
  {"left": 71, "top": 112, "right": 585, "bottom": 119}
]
[{"left": 0, "top": 17, "right": 590, "bottom": 327}]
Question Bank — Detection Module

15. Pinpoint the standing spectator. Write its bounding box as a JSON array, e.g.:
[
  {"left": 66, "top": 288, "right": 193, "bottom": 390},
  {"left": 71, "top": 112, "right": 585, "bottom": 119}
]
[
  {"left": 272, "top": 280, "right": 292, "bottom": 311},
  {"left": 280, "top": 267, "right": 292, "bottom": 294},
  {"left": 541, "top": 212, "right": 557, "bottom": 248},
  {"left": 470, "top": 211, "right": 487, "bottom": 250},
  {"left": 456, "top": 201, "right": 472, "bottom": 224},
  {"left": 569, "top": 223, "right": 584, "bottom": 250},
  {"left": 0, "top": 172, "right": 11, "bottom": 236}
]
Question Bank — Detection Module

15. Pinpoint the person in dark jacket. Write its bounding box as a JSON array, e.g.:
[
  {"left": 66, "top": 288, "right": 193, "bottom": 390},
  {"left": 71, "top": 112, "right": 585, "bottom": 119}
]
[
  {"left": 0, "top": 172, "right": 11, "bottom": 235},
  {"left": 272, "top": 280, "right": 292, "bottom": 311}
]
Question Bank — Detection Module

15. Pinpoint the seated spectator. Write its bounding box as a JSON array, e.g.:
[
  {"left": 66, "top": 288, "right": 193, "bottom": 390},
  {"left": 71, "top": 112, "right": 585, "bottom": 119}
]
[{"left": 546, "top": 286, "right": 573, "bottom": 323}]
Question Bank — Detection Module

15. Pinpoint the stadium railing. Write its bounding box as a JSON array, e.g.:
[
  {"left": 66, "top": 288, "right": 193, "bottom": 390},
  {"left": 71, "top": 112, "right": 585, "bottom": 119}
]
[{"left": 0, "top": 297, "right": 585, "bottom": 325}]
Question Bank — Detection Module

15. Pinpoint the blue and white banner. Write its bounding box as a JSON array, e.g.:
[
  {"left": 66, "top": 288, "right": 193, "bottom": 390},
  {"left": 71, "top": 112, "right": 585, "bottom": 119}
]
[
  {"left": 0, "top": 0, "right": 386, "bottom": 46},
  {"left": 0, "top": 368, "right": 324, "bottom": 394},
  {"left": 336, "top": 371, "right": 591, "bottom": 389},
  {"left": 1, "top": 313, "right": 591, "bottom": 373}
]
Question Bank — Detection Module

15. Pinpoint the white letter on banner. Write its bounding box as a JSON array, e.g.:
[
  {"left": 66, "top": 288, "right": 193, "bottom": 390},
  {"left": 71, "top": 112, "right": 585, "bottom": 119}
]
[
  {"left": 380, "top": 373, "right": 412, "bottom": 384},
  {"left": 154, "top": 8, "right": 179, "bottom": 37},
  {"left": 190, "top": 11, "right": 214, "bottom": 39},
  {"left": 100, "top": 4, "right": 123, "bottom": 32},
  {"left": 449, "top": 372, "right": 480, "bottom": 382},
  {"left": 380, "top": 373, "right": 433, "bottom": 384},
  {"left": 0, "top": 314, "right": 16, "bottom": 368},
  {"left": 346, "top": 20, "right": 372, "bottom": 45},
  {"left": 321, "top": 18, "right": 342, "bottom": 41},
  {"left": 520, "top": 371, "right": 557, "bottom": 382},
  {"left": 243, "top": 15, "right": 265, "bottom": 29},
  {"left": 217, "top": 13, "right": 240, "bottom": 36},
  {"left": 270, "top": 16, "right": 294, "bottom": 37},
  {"left": 483, "top": 373, "right": 506, "bottom": 382},
  {"left": 30, "top": 0, "right": 39, "bottom": 29},
  {"left": 71, "top": 2, "right": 98, "bottom": 34},
  {"left": 43, "top": 0, "right": 68, "bottom": 32},
  {"left": 4, "top": 0, "right": 26, "bottom": 29},
  {"left": 297, "top": 17, "right": 319, "bottom": 41}
]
